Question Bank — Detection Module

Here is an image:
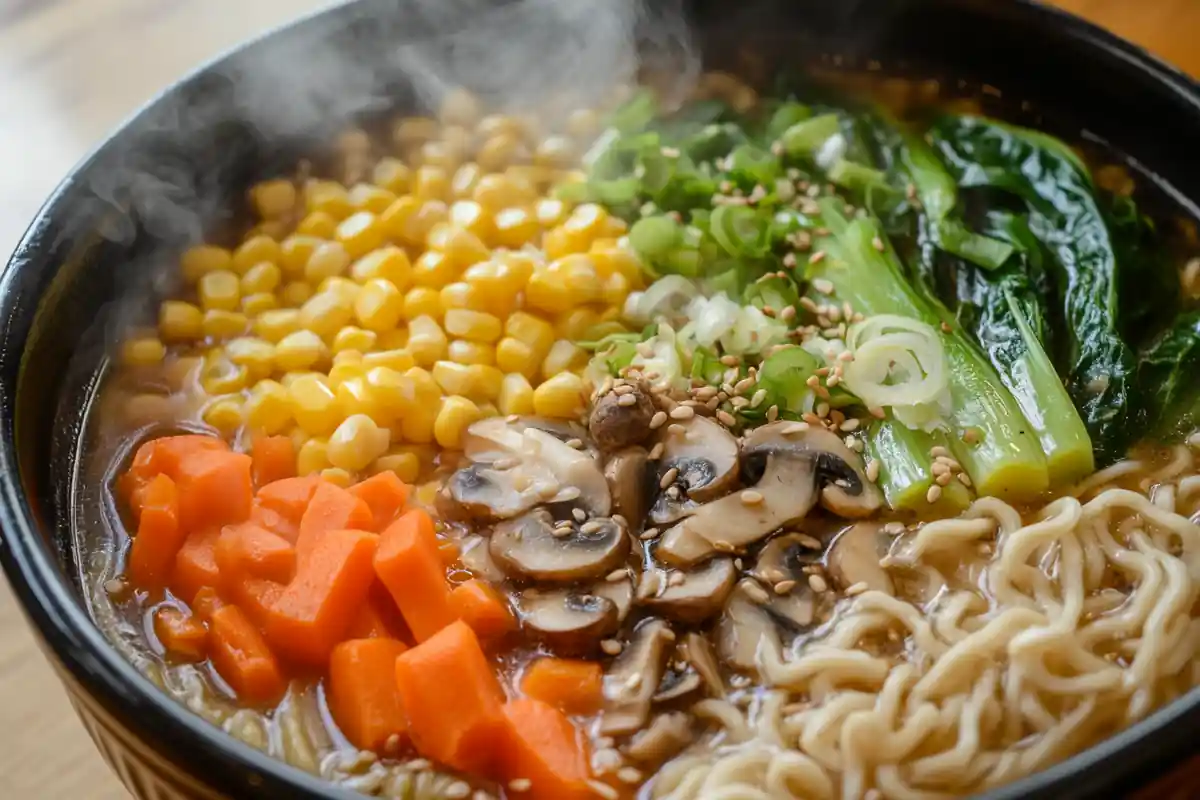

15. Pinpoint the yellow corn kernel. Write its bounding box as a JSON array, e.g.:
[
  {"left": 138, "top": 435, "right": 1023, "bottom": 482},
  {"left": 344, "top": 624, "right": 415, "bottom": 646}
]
[
  {"left": 542, "top": 339, "right": 588, "bottom": 380},
  {"left": 542, "top": 226, "right": 582, "bottom": 261},
  {"left": 241, "top": 292, "right": 277, "bottom": 316},
  {"left": 565, "top": 203, "right": 609, "bottom": 238},
  {"left": 158, "top": 301, "right": 204, "bottom": 342},
  {"left": 327, "top": 414, "right": 391, "bottom": 471},
  {"left": 198, "top": 270, "right": 241, "bottom": 312},
  {"left": 244, "top": 380, "right": 293, "bottom": 435},
  {"left": 319, "top": 276, "right": 361, "bottom": 303},
  {"left": 434, "top": 396, "right": 483, "bottom": 449},
  {"left": 332, "top": 326, "right": 378, "bottom": 354},
  {"left": 299, "top": 292, "right": 354, "bottom": 340},
  {"left": 225, "top": 337, "right": 276, "bottom": 380},
  {"left": 504, "top": 311, "right": 555, "bottom": 357},
  {"left": 406, "top": 315, "right": 448, "bottom": 367},
  {"left": 280, "top": 281, "right": 314, "bottom": 308},
  {"left": 444, "top": 309, "right": 502, "bottom": 343},
  {"left": 336, "top": 211, "right": 385, "bottom": 259},
  {"left": 202, "top": 310, "right": 249, "bottom": 340},
  {"left": 559, "top": 255, "right": 604, "bottom": 304},
  {"left": 413, "top": 166, "right": 450, "bottom": 203},
  {"left": 403, "top": 287, "right": 443, "bottom": 322},
  {"left": 431, "top": 360, "right": 475, "bottom": 396},
  {"left": 254, "top": 309, "right": 301, "bottom": 342},
  {"left": 591, "top": 245, "right": 643, "bottom": 283},
  {"left": 555, "top": 308, "right": 601, "bottom": 341},
  {"left": 476, "top": 114, "right": 527, "bottom": 141},
  {"left": 296, "top": 437, "right": 332, "bottom": 475},
  {"left": 373, "top": 158, "right": 411, "bottom": 195},
  {"left": 365, "top": 366, "right": 417, "bottom": 412},
  {"left": 427, "top": 224, "right": 489, "bottom": 270},
  {"left": 120, "top": 337, "right": 166, "bottom": 367},
  {"left": 280, "top": 236, "right": 324, "bottom": 277},
  {"left": 348, "top": 184, "right": 397, "bottom": 214},
  {"left": 296, "top": 211, "right": 338, "bottom": 239},
  {"left": 524, "top": 268, "right": 573, "bottom": 315},
  {"left": 181, "top": 245, "right": 232, "bottom": 283},
  {"left": 363, "top": 350, "right": 416, "bottom": 372},
  {"left": 350, "top": 247, "right": 411, "bottom": 288},
  {"left": 534, "top": 135, "right": 575, "bottom": 168},
  {"left": 411, "top": 251, "right": 458, "bottom": 289},
  {"left": 393, "top": 115, "right": 439, "bottom": 148},
  {"left": 240, "top": 261, "right": 281, "bottom": 294},
  {"left": 202, "top": 396, "right": 243, "bottom": 433},
  {"left": 438, "top": 282, "right": 486, "bottom": 313},
  {"left": 335, "top": 378, "right": 383, "bottom": 423},
  {"left": 306, "top": 181, "right": 353, "bottom": 219},
  {"left": 399, "top": 379, "right": 439, "bottom": 443},
  {"left": 304, "top": 241, "right": 351, "bottom": 285},
  {"left": 473, "top": 174, "right": 533, "bottom": 210},
  {"left": 498, "top": 372, "right": 535, "bottom": 416},
  {"left": 466, "top": 364, "right": 503, "bottom": 401},
  {"left": 289, "top": 374, "right": 341, "bottom": 435},
  {"left": 232, "top": 235, "right": 281, "bottom": 274},
  {"left": 406, "top": 201, "right": 449, "bottom": 246},
  {"left": 476, "top": 135, "right": 523, "bottom": 173},
  {"left": 448, "top": 200, "right": 494, "bottom": 242},
  {"left": 495, "top": 337, "right": 538, "bottom": 378},
  {"left": 416, "top": 140, "right": 458, "bottom": 171},
  {"left": 373, "top": 451, "right": 420, "bottom": 483},
  {"left": 333, "top": 348, "right": 364, "bottom": 365},
  {"left": 533, "top": 372, "right": 586, "bottom": 419},
  {"left": 534, "top": 197, "right": 569, "bottom": 228},
  {"left": 440, "top": 88, "right": 481, "bottom": 127},
  {"left": 451, "top": 163, "right": 483, "bottom": 199},
  {"left": 252, "top": 179, "right": 297, "bottom": 220},
  {"left": 319, "top": 468, "right": 352, "bottom": 488},
  {"left": 354, "top": 279, "right": 405, "bottom": 332},
  {"left": 492, "top": 207, "right": 539, "bottom": 249},
  {"left": 378, "top": 196, "right": 420, "bottom": 241},
  {"left": 601, "top": 271, "right": 632, "bottom": 306},
  {"left": 275, "top": 329, "right": 327, "bottom": 372},
  {"left": 478, "top": 401, "right": 499, "bottom": 418},
  {"left": 377, "top": 329, "right": 408, "bottom": 351},
  {"left": 200, "top": 353, "right": 249, "bottom": 394},
  {"left": 447, "top": 339, "right": 495, "bottom": 366}
]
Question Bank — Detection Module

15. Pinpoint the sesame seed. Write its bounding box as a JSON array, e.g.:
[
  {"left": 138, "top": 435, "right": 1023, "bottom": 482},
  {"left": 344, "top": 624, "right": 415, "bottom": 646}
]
[
  {"left": 648, "top": 442, "right": 664, "bottom": 460},
  {"left": 509, "top": 778, "right": 533, "bottom": 792},
  {"left": 750, "top": 389, "right": 767, "bottom": 408},
  {"left": 766, "top": 405, "right": 779, "bottom": 422},
  {"left": 931, "top": 462, "right": 950, "bottom": 477},
  {"left": 581, "top": 520, "right": 605, "bottom": 535},
  {"left": 446, "top": 782, "right": 471, "bottom": 798},
  {"left": 669, "top": 405, "right": 695, "bottom": 421},
  {"left": 572, "top": 508, "right": 587, "bottom": 522},
  {"left": 666, "top": 486, "right": 681, "bottom": 499},
  {"left": 588, "top": 780, "right": 620, "bottom": 800},
  {"left": 926, "top": 484, "right": 943, "bottom": 504},
  {"left": 936, "top": 472, "right": 952, "bottom": 486},
  {"left": 617, "top": 767, "right": 643, "bottom": 785},
  {"left": 566, "top": 438, "right": 584, "bottom": 450},
  {"left": 740, "top": 489, "right": 764, "bottom": 505},
  {"left": 716, "top": 410, "right": 737, "bottom": 427},
  {"left": 797, "top": 533, "right": 822, "bottom": 549},
  {"left": 613, "top": 384, "right": 635, "bottom": 396},
  {"left": 733, "top": 377, "right": 756, "bottom": 395},
  {"left": 774, "top": 579, "right": 797, "bottom": 594},
  {"left": 865, "top": 460, "right": 880, "bottom": 483},
  {"left": 940, "top": 321, "right": 952, "bottom": 333},
  {"left": 958, "top": 472, "right": 973, "bottom": 487},
  {"left": 104, "top": 578, "right": 127, "bottom": 596},
  {"left": 615, "top": 394, "right": 636, "bottom": 407},
  {"left": 659, "top": 467, "right": 680, "bottom": 489},
  {"left": 799, "top": 297, "right": 819, "bottom": 313},
  {"left": 930, "top": 446, "right": 950, "bottom": 458},
  {"left": 781, "top": 421, "right": 810, "bottom": 435},
  {"left": 668, "top": 571, "right": 686, "bottom": 587},
  {"left": 639, "top": 527, "right": 660, "bottom": 541},
  {"left": 816, "top": 402, "right": 830, "bottom": 418},
  {"left": 743, "top": 581, "right": 771, "bottom": 603},
  {"left": 649, "top": 410, "right": 667, "bottom": 430},
  {"left": 811, "top": 274, "right": 832, "bottom": 291},
  {"left": 730, "top": 396, "right": 750, "bottom": 410},
  {"left": 808, "top": 574, "right": 828, "bottom": 593},
  {"left": 884, "top": 522, "right": 906, "bottom": 535},
  {"left": 601, "top": 639, "right": 623, "bottom": 655},
  {"left": 871, "top": 236, "right": 885, "bottom": 252}
]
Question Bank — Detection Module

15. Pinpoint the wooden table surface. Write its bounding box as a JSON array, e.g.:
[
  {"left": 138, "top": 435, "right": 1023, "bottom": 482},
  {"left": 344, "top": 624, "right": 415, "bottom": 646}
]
[{"left": 0, "top": 1, "right": 1196, "bottom": 797}]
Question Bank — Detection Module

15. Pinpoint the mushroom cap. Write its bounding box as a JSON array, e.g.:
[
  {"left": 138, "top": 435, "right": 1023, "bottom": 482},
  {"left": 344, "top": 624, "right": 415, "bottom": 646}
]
[
  {"left": 652, "top": 669, "right": 703, "bottom": 704},
  {"left": 716, "top": 581, "right": 782, "bottom": 674},
  {"left": 623, "top": 712, "right": 694, "bottom": 766},
  {"left": 464, "top": 416, "right": 593, "bottom": 462},
  {"left": 639, "top": 558, "right": 737, "bottom": 624},
  {"left": 655, "top": 522, "right": 718, "bottom": 568},
  {"left": 600, "top": 618, "right": 674, "bottom": 736},
  {"left": 649, "top": 416, "right": 740, "bottom": 525},
  {"left": 518, "top": 588, "right": 620, "bottom": 654},
  {"left": 604, "top": 446, "right": 653, "bottom": 527},
  {"left": 589, "top": 381, "right": 656, "bottom": 452},
  {"left": 826, "top": 522, "right": 894, "bottom": 595},
  {"left": 679, "top": 631, "right": 724, "bottom": 697},
  {"left": 593, "top": 573, "right": 636, "bottom": 622},
  {"left": 750, "top": 532, "right": 823, "bottom": 586},
  {"left": 490, "top": 509, "right": 630, "bottom": 583},
  {"left": 458, "top": 533, "right": 507, "bottom": 582}
]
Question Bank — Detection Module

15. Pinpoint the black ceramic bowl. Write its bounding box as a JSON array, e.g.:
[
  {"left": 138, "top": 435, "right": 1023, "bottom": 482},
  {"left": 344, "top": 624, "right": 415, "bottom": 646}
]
[{"left": 3, "top": 0, "right": 1200, "bottom": 798}]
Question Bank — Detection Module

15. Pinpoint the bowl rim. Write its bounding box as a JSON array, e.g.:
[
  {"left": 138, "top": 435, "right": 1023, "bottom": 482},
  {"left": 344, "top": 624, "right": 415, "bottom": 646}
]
[{"left": 2, "top": 1, "right": 1199, "bottom": 798}]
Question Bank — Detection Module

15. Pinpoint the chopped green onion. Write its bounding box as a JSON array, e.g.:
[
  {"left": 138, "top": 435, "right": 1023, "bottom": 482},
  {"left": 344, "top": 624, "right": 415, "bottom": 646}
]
[
  {"left": 765, "top": 102, "right": 813, "bottom": 142},
  {"left": 629, "top": 215, "right": 682, "bottom": 260},
  {"left": 709, "top": 206, "right": 769, "bottom": 258},
  {"left": 780, "top": 113, "right": 840, "bottom": 158}
]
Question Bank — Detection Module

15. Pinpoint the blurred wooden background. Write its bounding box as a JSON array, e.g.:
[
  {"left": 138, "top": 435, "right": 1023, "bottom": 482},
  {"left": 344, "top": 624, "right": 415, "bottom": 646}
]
[{"left": 0, "top": 0, "right": 1195, "bottom": 797}]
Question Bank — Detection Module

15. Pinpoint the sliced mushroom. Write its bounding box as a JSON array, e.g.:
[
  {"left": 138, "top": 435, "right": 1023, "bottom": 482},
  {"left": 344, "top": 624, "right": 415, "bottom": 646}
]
[
  {"left": 601, "top": 619, "right": 674, "bottom": 736},
  {"left": 656, "top": 522, "right": 718, "bottom": 568},
  {"left": 593, "top": 574, "right": 636, "bottom": 622},
  {"left": 623, "top": 712, "right": 694, "bottom": 766},
  {"left": 679, "top": 632, "right": 724, "bottom": 697},
  {"left": 463, "top": 416, "right": 592, "bottom": 462},
  {"left": 716, "top": 581, "right": 781, "bottom": 673},
  {"left": 649, "top": 416, "right": 739, "bottom": 525},
  {"left": 605, "top": 446, "right": 652, "bottom": 526},
  {"left": 652, "top": 669, "right": 702, "bottom": 704},
  {"left": 827, "top": 522, "right": 894, "bottom": 595},
  {"left": 640, "top": 558, "right": 736, "bottom": 624},
  {"left": 458, "top": 534, "right": 506, "bottom": 583},
  {"left": 589, "top": 381, "right": 655, "bottom": 452},
  {"left": 518, "top": 588, "right": 619, "bottom": 655},
  {"left": 750, "top": 533, "right": 823, "bottom": 586},
  {"left": 490, "top": 509, "right": 629, "bottom": 582}
]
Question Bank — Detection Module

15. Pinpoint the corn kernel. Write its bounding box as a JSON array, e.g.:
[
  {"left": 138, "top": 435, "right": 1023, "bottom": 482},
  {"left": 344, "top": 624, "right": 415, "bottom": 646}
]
[
  {"left": 304, "top": 241, "right": 351, "bottom": 285},
  {"left": 289, "top": 375, "right": 341, "bottom": 435},
  {"left": 410, "top": 251, "right": 456, "bottom": 289},
  {"left": 533, "top": 372, "right": 586, "bottom": 419},
  {"left": 231, "top": 235, "right": 281, "bottom": 275},
  {"left": 447, "top": 339, "right": 495, "bottom": 366},
  {"left": 241, "top": 292, "right": 278, "bottom": 316},
  {"left": 320, "top": 468, "right": 353, "bottom": 487},
  {"left": 297, "top": 437, "right": 332, "bottom": 475},
  {"left": 373, "top": 451, "right": 420, "bottom": 483},
  {"left": 377, "top": 329, "right": 408, "bottom": 350},
  {"left": 439, "top": 282, "right": 487, "bottom": 312},
  {"left": 498, "top": 373, "right": 535, "bottom": 416},
  {"left": 336, "top": 211, "right": 385, "bottom": 259},
  {"left": 406, "top": 315, "right": 448, "bottom": 367},
  {"left": 477, "top": 135, "right": 523, "bottom": 172},
  {"left": 280, "top": 236, "right": 324, "bottom": 277},
  {"left": 542, "top": 226, "right": 583, "bottom": 260},
  {"left": 334, "top": 379, "right": 379, "bottom": 423},
  {"left": 495, "top": 337, "right": 538, "bottom": 378},
  {"left": 473, "top": 174, "right": 533, "bottom": 210},
  {"left": 432, "top": 360, "right": 474, "bottom": 396},
  {"left": 296, "top": 211, "right": 338, "bottom": 238},
  {"left": 555, "top": 308, "right": 601, "bottom": 341},
  {"left": 478, "top": 401, "right": 500, "bottom": 417},
  {"left": 378, "top": 196, "right": 421, "bottom": 242},
  {"left": 299, "top": 292, "right": 354, "bottom": 340},
  {"left": 601, "top": 271, "right": 632, "bottom": 306},
  {"left": 198, "top": 270, "right": 241, "bottom": 312},
  {"left": 280, "top": 281, "right": 314, "bottom": 307},
  {"left": 434, "top": 396, "right": 483, "bottom": 449},
  {"left": 240, "top": 261, "right": 281, "bottom": 295},
  {"left": 444, "top": 309, "right": 502, "bottom": 343},
  {"left": 556, "top": 254, "right": 603, "bottom": 304},
  {"left": 542, "top": 339, "right": 587, "bottom": 380},
  {"left": 350, "top": 247, "right": 411, "bottom": 288},
  {"left": 400, "top": 405, "right": 438, "bottom": 444},
  {"left": 405, "top": 201, "right": 449, "bottom": 247},
  {"left": 591, "top": 245, "right": 643, "bottom": 283},
  {"left": 466, "top": 364, "right": 503, "bottom": 401},
  {"left": 507, "top": 165, "right": 555, "bottom": 192},
  {"left": 319, "top": 276, "right": 360, "bottom": 304},
  {"left": 252, "top": 180, "right": 297, "bottom": 219},
  {"left": 427, "top": 225, "right": 489, "bottom": 270},
  {"left": 226, "top": 337, "right": 276, "bottom": 380},
  {"left": 585, "top": 320, "right": 627, "bottom": 341},
  {"left": 363, "top": 350, "right": 416, "bottom": 373},
  {"left": 534, "top": 198, "right": 569, "bottom": 228},
  {"left": 202, "top": 310, "right": 249, "bottom": 340},
  {"left": 275, "top": 330, "right": 327, "bottom": 372},
  {"left": 159, "top": 301, "right": 204, "bottom": 341},
  {"left": 244, "top": 380, "right": 293, "bottom": 435},
  {"left": 121, "top": 337, "right": 166, "bottom": 367},
  {"left": 348, "top": 184, "right": 397, "bottom": 214},
  {"left": 200, "top": 354, "right": 249, "bottom": 394},
  {"left": 413, "top": 166, "right": 450, "bottom": 203},
  {"left": 329, "top": 326, "right": 373, "bottom": 355},
  {"left": 254, "top": 309, "right": 301, "bottom": 342},
  {"left": 353, "top": 279, "right": 404, "bottom": 332},
  {"left": 403, "top": 287, "right": 443, "bottom": 321},
  {"left": 203, "top": 396, "right": 243, "bottom": 433},
  {"left": 327, "top": 414, "right": 391, "bottom": 471},
  {"left": 306, "top": 181, "right": 353, "bottom": 219},
  {"left": 440, "top": 88, "right": 481, "bottom": 127},
  {"left": 492, "top": 208, "right": 538, "bottom": 249},
  {"left": 394, "top": 116, "right": 439, "bottom": 149},
  {"left": 448, "top": 200, "right": 494, "bottom": 242},
  {"left": 365, "top": 366, "right": 417, "bottom": 413},
  {"left": 534, "top": 135, "right": 575, "bottom": 168},
  {"left": 524, "top": 268, "right": 573, "bottom": 315},
  {"left": 504, "top": 312, "right": 555, "bottom": 356},
  {"left": 373, "top": 158, "right": 411, "bottom": 195},
  {"left": 417, "top": 140, "right": 459, "bottom": 171},
  {"left": 181, "top": 245, "right": 232, "bottom": 283},
  {"left": 451, "top": 163, "right": 483, "bottom": 199}
]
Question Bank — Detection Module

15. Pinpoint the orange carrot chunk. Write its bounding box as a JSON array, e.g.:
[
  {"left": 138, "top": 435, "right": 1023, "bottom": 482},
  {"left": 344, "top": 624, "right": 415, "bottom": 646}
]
[
  {"left": 520, "top": 659, "right": 603, "bottom": 716},
  {"left": 173, "top": 449, "right": 253, "bottom": 530},
  {"left": 249, "top": 503, "right": 298, "bottom": 542},
  {"left": 214, "top": 522, "right": 297, "bottom": 586},
  {"left": 348, "top": 471, "right": 410, "bottom": 532},
  {"left": 255, "top": 475, "right": 322, "bottom": 528},
  {"left": 251, "top": 435, "right": 296, "bottom": 488},
  {"left": 450, "top": 579, "right": 516, "bottom": 642},
  {"left": 231, "top": 577, "right": 286, "bottom": 630},
  {"left": 152, "top": 606, "right": 208, "bottom": 662},
  {"left": 394, "top": 621, "right": 507, "bottom": 777},
  {"left": 264, "top": 529, "right": 379, "bottom": 665},
  {"left": 209, "top": 605, "right": 286, "bottom": 706},
  {"left": 329, "top": 639, "right": 410, "bottom": 753},
  {"left": 501, "top": 698, "right": 593, "bottom": 800},
  {"left": 296, "top": 481, "right": 374, "bottom": 558},
  {"left": 374, "top": 510, "right": 457, "bottom": 642},
  {"left": 127, "top": 473, "right": 183, "bottom": 590},
  {"left": 171, "top": 528, "right": 222, "bottom": 605},
  {"left": 127, "top": 435, "right": 229, "bottom": 485},
  {"left": 190, "top": 586, "right": 226, "bottom": 623},
  {"left": 348, "top": 592, "right": 408, "bottom": 641}
]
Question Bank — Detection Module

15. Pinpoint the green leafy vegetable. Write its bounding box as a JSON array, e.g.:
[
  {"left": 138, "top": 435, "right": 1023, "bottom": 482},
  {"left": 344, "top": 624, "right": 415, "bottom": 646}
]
[{"left": 1139, "top": 311, "right": 1200, "bottom": 436}]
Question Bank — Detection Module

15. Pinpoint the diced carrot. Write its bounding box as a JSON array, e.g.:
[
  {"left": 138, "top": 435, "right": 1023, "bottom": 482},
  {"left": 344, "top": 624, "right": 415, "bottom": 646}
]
[
  {"left": 501, "top": 698, "right": 592, "bottom": 800},
  {"left": 374, "top": 510, "right": 456, "bottom": 642},
  {"left": 348, "top": 590, "right": 408, "bottom": 641},
  {"left": 215, "top": 523, "right": 297, "bottom": 586},
  {"left": 437, "top": 537, "right": 461, "bottom": 566},
  {"left": 190, "top": 586, "right": 226, "bottom": 623},
  {"left": 152, "top": 606, "right": 208, "bottom": 662},
  {"left": 171, "top": 528, "right": 222, "bottom": 604},
  {"left": 519, "top": 659, "right": 603, "bottom": 716},
  {"left": 264, "top": 529, "right": 379, "bottom": 665},
  {"left": 348, "top": 471, "right": 410, "bottom": 532},
  {"left": 255, "top": 475, "right": 321, "bottom": 528},
  {"left": 173, "top": 449, "right": 253, "bottom": 530},
  {"left": 209, "top": 605, "right": 286, "bottom": 706},
  {"left": 329, "top": 639, "right": 410, "bottom": 753},
  {"left": 394, "top": 621, "right": 507, "bottom": 776},
  {"left": 251, "top": 435, "right": 296, "bottom": 488},
  {"left": 250, "top": 503, "right": 298, "bottom": 542},
  {"left": 127, "top": 474, "right": 183, "bottom": 590},
  {"left": 296, "top": 481, "right": 374, "bottom": 558},
  {"left": 231, "top": 577, "right": 286, "bottom": 629},
  {"left": 450, "top": 580, "right": 515, "bottom": 641},
  {"left": 128, "top": 435, "right": 229, "bottom": 484}
]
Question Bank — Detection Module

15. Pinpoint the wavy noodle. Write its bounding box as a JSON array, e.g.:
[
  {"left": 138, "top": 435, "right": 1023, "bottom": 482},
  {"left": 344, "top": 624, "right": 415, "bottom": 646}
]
[{"left": 651, "top": 451, "right": 1200, "bottom": 800}]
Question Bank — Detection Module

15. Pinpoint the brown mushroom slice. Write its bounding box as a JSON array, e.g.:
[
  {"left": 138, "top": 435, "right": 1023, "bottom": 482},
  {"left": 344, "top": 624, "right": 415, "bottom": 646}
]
[
  {"left": 463, "top": 416, "right": 592, "bottom": 462},
  {"left": 589, "top": 381, "right": 656, "bottom": 452},
  {"left": 593, "top": 574, "right": 635, "bottom": 622},
  {"left": 458, "top": 534, "right": 506, "bottom": 583},
  {"left": 649, "top": 416, "right": 740, "bottom": 525},
  {"left": 518, "top": 589, "right": 619, "bottom": 655},
  {"left": 640, "top": 558, "right": 737, "bottom": 624},
  {"left": 604, "top": 446, "right": 652, "bottom": 526},
  {"left": 490, "top": 510, "right": 629, "bottom": 583},
  {"left": 827, "top": 522, "right": 894, "bottom": 595},
  {"left": 716, "top": 581, "right": 781, "bottom": 673},
  {"left": 623, "top": 712, "right": 694, "bottom": 766},
  {"left": 679, "top": 632, "right": 724, "bottom": 697},
  {"left": 600, "top": 619, "right": 674, "bottom": 736},
  {"left": 656, "top": 522, "right": 718, "bottom": 568},
  {"left": 750, "top": 533, "right": 823, "bottom": 586},
  {"left": 652, "top": 668, "right": 702, "bottom": 704}
]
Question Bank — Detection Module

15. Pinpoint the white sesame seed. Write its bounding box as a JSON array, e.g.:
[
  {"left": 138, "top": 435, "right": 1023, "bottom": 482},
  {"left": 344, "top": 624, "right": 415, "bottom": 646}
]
[
  {"left": 589, "top": 780, "right": 620, "bottom": 799},
  {"left": 871, "top": 236, "right": 885, "bottom": 252},
  {"left": 930, "top": 445, "right": 950, "bottom": 458},
  {"left": 808, "top": 574, "right": 828, "bottom": 593},
  {"left": 865, "top": 460, "right": 880, "bottom": 483},
  {"left": 616, "top": 394, "right": 637, "bottom": 407},
  {"left": 811, "top": 275, "right": 832, "bottom": 292},
  {"left": 926, "top": 484, "right": 943, "bottom": 504},
  {"left": 446, "top": 781, "right": 471, "bottom": 798},
  {"left": 936, "top": 472, "right": 952, "bottom": 486},
  {"left": 743, "top": 581, "right": 770, "bottom": 604},
  {"left": 740, "top": 489, "right": 764, "bottom": 505},
  {"left": 648, "top": 442, "right": 664, "bottom": 460},
  {"left": 573, "top": 508, "right": 587, "bottom": 522},
  {"left": 601, "top": 639, "right": 623, "bottom": 655},
  {"left": 617, "top": 767, "right": 643, "bottom": 784},
  {"left": 509, "top": 778, "right": 533, "bottom": 792},
  {"left": 669, "top": 405, "right": 695, "bottom": 421},
  {"left": 958, "top": 472, "right": 973, "bottom": 487},
  {"left": 716, "top": 410, "right": 737, "bottom": 427},
  {"left": 774, "top": 579, "right": 797, "bottom": 594},
  {"left": 660, "top": 467, "right": 680, "bottom": 489},
  {"left": 750, "top": 389, "right": 767, "bottom": 408}
]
